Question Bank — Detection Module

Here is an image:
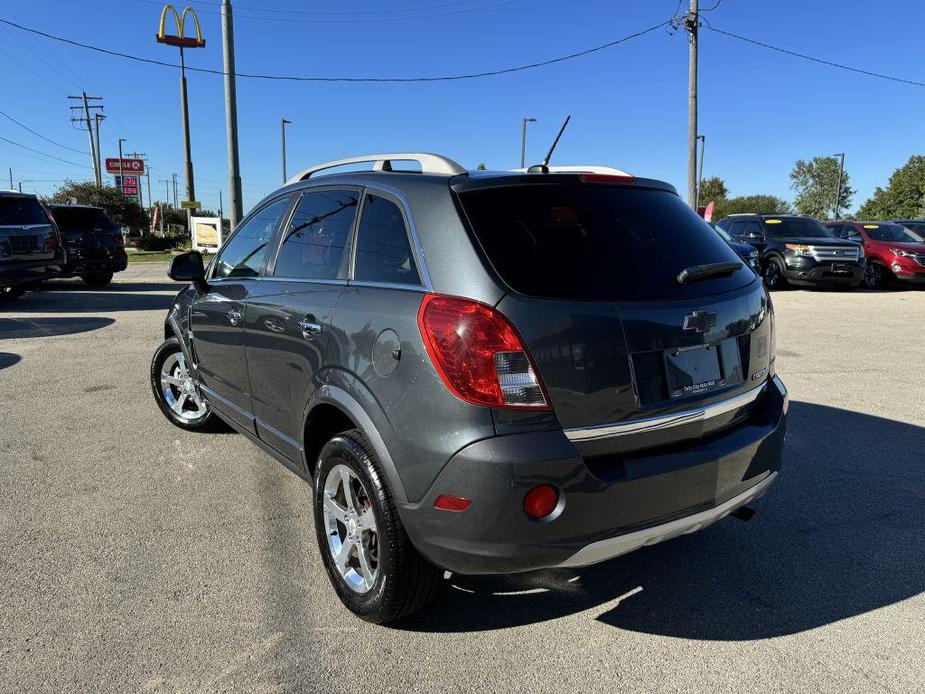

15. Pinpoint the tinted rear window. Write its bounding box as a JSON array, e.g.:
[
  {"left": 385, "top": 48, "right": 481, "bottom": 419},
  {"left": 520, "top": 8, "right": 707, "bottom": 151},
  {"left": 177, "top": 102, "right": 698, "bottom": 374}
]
[
  {"left": 762, "top": 217, "right": 832, "bottom": 238},
  {"left": 50, "top": 207, "right": 119, "bottom": 231},
  {"left": 0, "top": 197, "right": 47, "bottom": 226},
  {"left": 863, "top": 223, "right": 922, "bottom": 242},
  {"left": 457, "top": 184, "right": 749, "bottom": 301}
]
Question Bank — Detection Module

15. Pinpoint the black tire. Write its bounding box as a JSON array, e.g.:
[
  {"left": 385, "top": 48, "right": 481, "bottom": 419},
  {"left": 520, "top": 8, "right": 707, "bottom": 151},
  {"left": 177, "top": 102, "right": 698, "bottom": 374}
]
[
  {"left": 0, "top": 285, "right": 25, "bottom": 301},
  {"left": 762, "top": 257, "right": 788, "bottom": 290},
  {"left": 150, "top": 337, "right": 226, "bottom": 432},
  {"left": 864, "top": 261, "right": 887, "bottom": 289},
  {"left": 313, "top": 429, "right": 440, "bottom": 624},
  {"left": 81, "top": 271, "right": 113, "bottom": 288}
]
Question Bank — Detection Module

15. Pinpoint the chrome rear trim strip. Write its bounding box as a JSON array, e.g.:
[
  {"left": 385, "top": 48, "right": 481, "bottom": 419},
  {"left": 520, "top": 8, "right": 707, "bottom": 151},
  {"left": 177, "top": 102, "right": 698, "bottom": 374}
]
[{"left": 563, "top": 381, "right": 767, "bottom": 443}]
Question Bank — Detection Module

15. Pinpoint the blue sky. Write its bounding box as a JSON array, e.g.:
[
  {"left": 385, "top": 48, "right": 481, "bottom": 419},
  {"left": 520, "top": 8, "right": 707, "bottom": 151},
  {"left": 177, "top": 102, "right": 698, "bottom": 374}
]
[{"left": 1, "top": 0, "right": 923, "bottom": 215}]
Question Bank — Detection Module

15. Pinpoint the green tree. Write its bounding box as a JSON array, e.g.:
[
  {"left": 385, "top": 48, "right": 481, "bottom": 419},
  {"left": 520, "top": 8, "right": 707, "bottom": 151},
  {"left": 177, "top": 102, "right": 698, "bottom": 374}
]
[
  {"left": 790, "top": 156, "right": 853, "bottom": 220},
  {"left": 48, "top": 181, "right": 148, "bottom": 231},
  {"left": 698, "top": 176, "right": 728, "bottom": 204},
  {"left": 476, "top": 162, "right": 487, "bottom": 171},
  {"left": 713, "top": 194, "right": 791, "bottom": 221},
  {"left": 857, "top": 155, "right": 925, "bottom": 219}
]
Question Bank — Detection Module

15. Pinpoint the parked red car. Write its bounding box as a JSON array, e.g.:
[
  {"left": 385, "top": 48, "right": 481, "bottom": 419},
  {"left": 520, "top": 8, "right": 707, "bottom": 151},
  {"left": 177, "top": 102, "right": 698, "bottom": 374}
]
[{"left": 824, "top": 220, "right": 925, "bottom": 288}]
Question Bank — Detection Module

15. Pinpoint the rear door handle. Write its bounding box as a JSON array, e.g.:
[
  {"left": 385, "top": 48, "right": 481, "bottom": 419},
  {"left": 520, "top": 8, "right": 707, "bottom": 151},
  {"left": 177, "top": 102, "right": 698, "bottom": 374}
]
[
  {"left": 227, "top": 308, "right": 243, "bottom": 327},
  {"left": 297, "top": 320, "right": 323, "bottom": 340}
]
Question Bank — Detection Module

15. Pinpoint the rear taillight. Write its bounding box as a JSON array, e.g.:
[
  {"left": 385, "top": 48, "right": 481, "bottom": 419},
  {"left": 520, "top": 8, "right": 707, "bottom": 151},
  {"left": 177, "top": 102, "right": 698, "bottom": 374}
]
[
  {"left": 46, "top": 232, "right": 59, "bottom": 251},
  {"left": 417, "top": 294, "right": 550, "bottom": 410},
  {"left": 113, "top": 233, "right": 124, "bottom": 246}
]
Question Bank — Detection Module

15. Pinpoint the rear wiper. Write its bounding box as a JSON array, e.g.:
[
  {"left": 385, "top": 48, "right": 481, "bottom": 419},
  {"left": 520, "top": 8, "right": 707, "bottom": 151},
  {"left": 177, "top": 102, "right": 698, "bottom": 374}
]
[{"left": 676, "top": 261, "right": 743, "bottom": 285}]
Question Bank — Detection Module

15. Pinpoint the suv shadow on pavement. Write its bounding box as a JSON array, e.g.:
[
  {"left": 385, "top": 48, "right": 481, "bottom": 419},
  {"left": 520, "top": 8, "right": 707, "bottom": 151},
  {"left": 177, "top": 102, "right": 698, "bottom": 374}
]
[
  {"left": 7, "top": 290, "right": 173, "bottom": 314},
  {"left": 395, "top": 401, "right": 924, "bottom": 637},
  {"left": 0, "top": 316, "right": 115, "bottom": 339}
]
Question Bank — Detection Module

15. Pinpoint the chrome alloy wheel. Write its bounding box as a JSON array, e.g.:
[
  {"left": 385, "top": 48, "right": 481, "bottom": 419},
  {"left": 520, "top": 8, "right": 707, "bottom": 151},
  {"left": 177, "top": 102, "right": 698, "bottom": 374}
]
[
  {"left": 159, "top": 351, "right": 208, "bottom": 422},
  {"left": 322, "top": 464, "right": 379, "bottom": 594}
]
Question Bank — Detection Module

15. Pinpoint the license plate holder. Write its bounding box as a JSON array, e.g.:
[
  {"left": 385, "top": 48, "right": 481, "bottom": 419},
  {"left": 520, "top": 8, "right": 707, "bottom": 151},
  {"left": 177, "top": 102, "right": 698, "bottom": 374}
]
[
  {"left": 665, "top": 345, "right": 726, "bottom": 400},
  {"left": 832, "top": 263, "right": 848, "bottom": 273}
]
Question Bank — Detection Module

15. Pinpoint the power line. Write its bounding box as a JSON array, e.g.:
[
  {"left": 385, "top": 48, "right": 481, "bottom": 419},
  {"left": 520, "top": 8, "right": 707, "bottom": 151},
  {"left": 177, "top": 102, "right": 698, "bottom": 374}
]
[
  {"left": 0, "top": 134, "right": 91, "bottom": 167},
  {"left": 0, "top": 16, "right": 668, "bottom": 83},
  {"left": 705, "top": 25, "right": 925, "bottom": 88},
  {"left": 139, "top": 0, "right": 520, "bottom": 22},
  {"left": 179, "top": 0, "right": 507, "bottom": 15},
  {"left": 0, "top": 109, "right": 86, "bottom": 154}
]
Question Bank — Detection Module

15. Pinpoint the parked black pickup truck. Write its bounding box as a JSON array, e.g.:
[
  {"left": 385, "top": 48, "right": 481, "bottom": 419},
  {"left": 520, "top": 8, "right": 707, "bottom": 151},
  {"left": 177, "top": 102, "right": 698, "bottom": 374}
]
[
  {"left": 47, "top": 204, "right": 128, "bottom": 287},
  {"left": 0, "top": 191, "right": 65, "bottom": 300}
]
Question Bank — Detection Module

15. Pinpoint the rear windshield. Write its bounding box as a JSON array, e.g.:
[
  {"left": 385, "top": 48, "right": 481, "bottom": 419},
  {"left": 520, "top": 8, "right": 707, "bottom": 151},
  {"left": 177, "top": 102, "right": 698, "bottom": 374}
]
[
  {"left": 863, "top": 223, "right": 923, "bottom": 242},
  {"left": 457, "top": 184, "right": 750, "bottom": 301},
  {"left": 0, "top": 196, "right": 47, "bottom": 226},
  {"left": 762, "top": 217, "right": 832, "bottom": 238},
  {"left": 50, "top": 207, "right": 119, "bottom": 231},
  {"left": 898, "top": 222, "right": 925, "bottom": 238}
]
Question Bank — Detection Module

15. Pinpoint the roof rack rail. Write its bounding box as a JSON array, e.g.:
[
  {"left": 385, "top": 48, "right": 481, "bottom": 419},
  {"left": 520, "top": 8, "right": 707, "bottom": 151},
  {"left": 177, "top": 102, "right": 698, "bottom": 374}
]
[
  {"left": 510, "top": 165, "right": 633, "bottom": 176},
  {"left": 288, "top": 153, "right": 466, "bottom": 184}
]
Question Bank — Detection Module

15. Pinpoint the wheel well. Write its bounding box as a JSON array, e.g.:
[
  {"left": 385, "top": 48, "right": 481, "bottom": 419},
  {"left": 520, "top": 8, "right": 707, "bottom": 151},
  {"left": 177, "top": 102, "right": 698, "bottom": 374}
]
[
  {"left": 164, "top": 323, "right": 174, "bottom": 341},
  {"left": 303, "top": 404, "right": 356, "bottom": 479}
]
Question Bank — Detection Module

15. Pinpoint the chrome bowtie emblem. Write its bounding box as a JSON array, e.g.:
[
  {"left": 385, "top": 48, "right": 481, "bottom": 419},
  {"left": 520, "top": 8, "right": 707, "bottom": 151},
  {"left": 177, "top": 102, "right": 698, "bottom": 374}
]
[{"left": 683, "top": 310, "right": 717, "bottom": 333}]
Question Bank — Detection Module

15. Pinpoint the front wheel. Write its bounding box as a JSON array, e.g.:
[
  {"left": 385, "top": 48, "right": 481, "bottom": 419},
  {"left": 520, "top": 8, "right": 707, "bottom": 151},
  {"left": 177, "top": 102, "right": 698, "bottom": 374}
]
[
  {"left": 82, "top": 271, "right": 113, "bottom": 288},
  {"left": 762, "top": 257, "right": 788, "bottom": 290},
  {"left": 150, "top": 337, "right": 226, "bottom": 432},
  {"left": 0, "top": 285, "right": 25, "bottom": 301},
  {"left": 313, "top": 429, "right": 440, "bottom": 623},
  {"left": 864, "top": 262, "right": 887, "bottom": 289}
]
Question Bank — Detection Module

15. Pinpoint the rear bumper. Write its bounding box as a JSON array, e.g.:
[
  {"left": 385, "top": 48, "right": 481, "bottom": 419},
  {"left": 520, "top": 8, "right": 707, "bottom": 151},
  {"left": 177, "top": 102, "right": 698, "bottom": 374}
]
[
  {"left": 61, "top": 252, "right": 127, "bottom": 276},
  {"left": 400, "top": 376, "right": 788, "bottom": 575},
  {"left": 783, "top": 256, "right": 864, "bottom": 286},
  {"left": 0, "top": 255, "right": 65, "bottom": 288}
]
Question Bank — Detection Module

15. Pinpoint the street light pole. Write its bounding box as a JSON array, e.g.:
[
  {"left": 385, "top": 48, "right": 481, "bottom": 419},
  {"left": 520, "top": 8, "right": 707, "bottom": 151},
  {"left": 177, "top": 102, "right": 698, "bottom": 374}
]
[
  {"left": 520, "top": 118, "right": 536, "bottom": 169},
  {"left": 221, "top": 0, "right": 244, "bottom": 229},
  {"left": 833, "top": 152, "right": 845, "bottom": 220},
  {"left": 117, "top": 138, "right": 126, "bottom": 194},
  {"left": 695, "top": 134, "right": 706, "bottom": 209},
  {"left": 281, "top": 118, "right": 292, "bottom": 184}
]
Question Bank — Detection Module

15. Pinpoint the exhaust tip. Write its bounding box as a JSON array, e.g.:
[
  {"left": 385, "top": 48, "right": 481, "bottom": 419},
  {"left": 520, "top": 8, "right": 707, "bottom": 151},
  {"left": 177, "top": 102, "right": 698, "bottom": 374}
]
[{"left": 731, "top": 506, "right": 756, "bottom": 522}]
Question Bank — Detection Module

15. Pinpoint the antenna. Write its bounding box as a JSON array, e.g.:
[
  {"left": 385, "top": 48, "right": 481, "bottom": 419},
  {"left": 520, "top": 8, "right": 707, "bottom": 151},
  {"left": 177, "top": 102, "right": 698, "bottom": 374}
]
[{"left": 528, "top": 115, "right": 571, "bottom": 173}]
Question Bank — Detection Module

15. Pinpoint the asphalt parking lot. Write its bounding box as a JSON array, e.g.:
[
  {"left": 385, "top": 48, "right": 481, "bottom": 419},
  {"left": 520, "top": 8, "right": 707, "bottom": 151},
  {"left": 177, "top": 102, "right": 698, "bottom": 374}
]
[{"left": 1, "top": 263, "right": 923, "bottom": 693}]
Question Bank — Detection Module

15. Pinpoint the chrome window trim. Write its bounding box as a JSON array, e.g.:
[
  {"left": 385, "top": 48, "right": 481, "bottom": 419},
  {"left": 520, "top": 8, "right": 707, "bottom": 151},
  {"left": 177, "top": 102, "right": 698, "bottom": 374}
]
[
  {"left": 346, "top": 280, "right": 428, "bottom": 293},
  {"left": 257, "top": 277, "right": 348, "bottom": 286},
  {"left": 563, "top": 380, "right": 769, "bottom": 443}
]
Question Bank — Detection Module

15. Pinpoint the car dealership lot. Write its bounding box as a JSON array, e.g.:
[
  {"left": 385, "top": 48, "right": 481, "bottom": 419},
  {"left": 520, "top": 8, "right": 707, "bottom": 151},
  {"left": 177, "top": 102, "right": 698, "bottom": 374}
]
[{"left": 1, "top": 264, "right": 922, "bottom": 693}]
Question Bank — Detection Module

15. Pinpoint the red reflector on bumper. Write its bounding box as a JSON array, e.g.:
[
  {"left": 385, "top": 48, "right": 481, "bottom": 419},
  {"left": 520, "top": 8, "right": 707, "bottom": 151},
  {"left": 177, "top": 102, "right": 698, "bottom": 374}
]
[
  {"left": 523, "top": 485, "right": 559, "bottom": 519},
  {"left": 434, "top": 494, "right": 472, "bottom": 512}
]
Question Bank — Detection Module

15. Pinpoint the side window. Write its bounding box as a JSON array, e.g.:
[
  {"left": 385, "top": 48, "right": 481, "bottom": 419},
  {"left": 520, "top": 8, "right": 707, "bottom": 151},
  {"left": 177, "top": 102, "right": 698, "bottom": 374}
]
[
  {"left": 828, "top": 224, "right": 844, "bottom": 237},
  {"left": 274, "top": 189, "right": 359, "bottom": 280},
  {"left": 729, "top": 221, "right": 746, "bottom": 237},
  {"left": 743, "top": 221, "right": 763, "bottom": 236},
  {"left": 213, "top": 196, "right": 290, "bottom": 279},
  {"left": 354, "top": 194, "right": 421, "bottom": 285}
]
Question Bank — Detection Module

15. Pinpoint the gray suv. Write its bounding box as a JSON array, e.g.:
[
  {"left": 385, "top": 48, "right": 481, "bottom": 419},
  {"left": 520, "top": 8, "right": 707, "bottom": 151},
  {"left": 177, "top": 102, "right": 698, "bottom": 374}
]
[{"left": 151, "top": 153, "right": 788, "bottom": 623}]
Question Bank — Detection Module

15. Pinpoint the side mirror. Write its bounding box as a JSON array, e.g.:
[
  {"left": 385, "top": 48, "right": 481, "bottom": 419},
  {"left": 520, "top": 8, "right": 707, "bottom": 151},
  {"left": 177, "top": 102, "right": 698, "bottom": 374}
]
[
  {"left": 168, "top": 251, "right": 207, "bottom": 291},
  {"left": 745, "top": 232, "right": 765, "bottom": 243},
  {"left": 846, "top": 233, "right": 864, "bottom": 243}
]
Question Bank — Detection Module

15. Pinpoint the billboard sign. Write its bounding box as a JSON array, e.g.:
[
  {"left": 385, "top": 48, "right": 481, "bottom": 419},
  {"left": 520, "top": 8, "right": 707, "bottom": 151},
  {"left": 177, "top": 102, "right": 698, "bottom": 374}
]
[{"left": 105, "top": 158, "right": 145, "bottom": 175}]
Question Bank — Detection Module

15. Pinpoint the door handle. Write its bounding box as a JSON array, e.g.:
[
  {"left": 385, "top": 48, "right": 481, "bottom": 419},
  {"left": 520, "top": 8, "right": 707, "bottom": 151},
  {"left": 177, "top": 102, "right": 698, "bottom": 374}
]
[
  {"left": 297, "top": 320, "right": 323, "bottom": 340},
  {"left": 227, "top": 308, "right": 243, "bottom": 327}
]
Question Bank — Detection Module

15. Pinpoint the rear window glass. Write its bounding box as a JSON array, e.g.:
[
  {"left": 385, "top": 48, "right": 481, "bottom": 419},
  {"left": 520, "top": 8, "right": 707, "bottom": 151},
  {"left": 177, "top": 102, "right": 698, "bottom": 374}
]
[
  {"left": 0, "top": 196, "right": 47, "bottom": 226},
  {"left": 898, "top": 222, "right": 925, "bottom": 238},
  {"left": 762, "top": 217, "right": 832, "bottom": 238},
  {"left": 457, "top": 184, "right": 750, "bottom": 301},
  {"left": 50, "top": 207, "right": 118, "bottom": 231}
]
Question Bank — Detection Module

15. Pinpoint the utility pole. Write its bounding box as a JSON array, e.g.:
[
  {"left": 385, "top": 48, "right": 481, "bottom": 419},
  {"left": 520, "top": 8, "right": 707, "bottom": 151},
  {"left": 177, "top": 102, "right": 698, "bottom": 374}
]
[
  {"left": 93, "top": 113, "right": 106, "bottom": 185},
  {"left": 281, "top": 118, "right": 292, "bottom": 184},
  {"left": 219, "top": 189, "right": 224, "bottom": 222},
  {"left": 222, "top": 0, "right": 244, "bottom": 229},
  {"left": 159, "top": 177, "right": 171, "bottom": 235},
  {"left": 8, "top": 168, "right": 12, "bottom": 189},
  {"left": 520, "top": 117, "right": 536, "bottom": 169},
  {"left": 68, "top": 93, "right": 104, "bottom": 185},
  {"left": 685, "top": 1, "right": 699, "bottom": 209},
  {"left": 172, "top": 173, "right": 178, "bottom": 208},
  {"left": 695, "top": 134, "right": 706, "bottom": 208},
  {"left": 833, "top": 152, "right": 845, "bottom": 220}
]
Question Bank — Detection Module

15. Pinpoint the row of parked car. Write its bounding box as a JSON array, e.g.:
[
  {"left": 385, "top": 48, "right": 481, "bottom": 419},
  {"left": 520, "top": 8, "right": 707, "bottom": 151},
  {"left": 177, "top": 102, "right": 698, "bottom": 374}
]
[
  {"left": 0, "top": 190, "right": 128, "bottom": 300},
  {"left": 712, "top": 213, "right": 925, "bottom": 290}
]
